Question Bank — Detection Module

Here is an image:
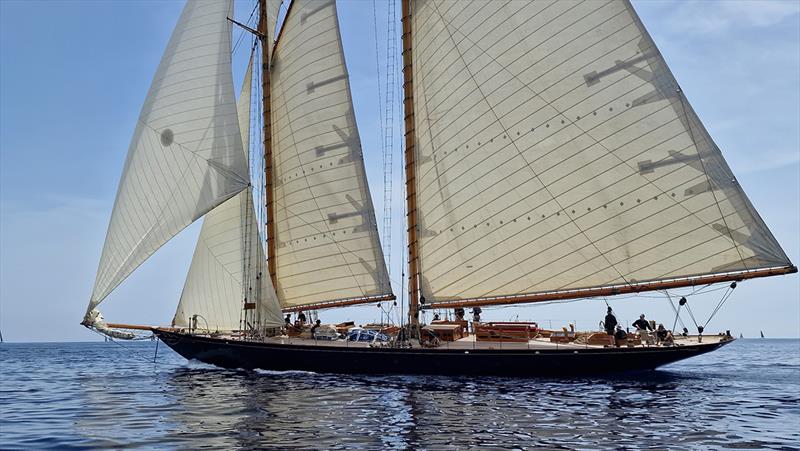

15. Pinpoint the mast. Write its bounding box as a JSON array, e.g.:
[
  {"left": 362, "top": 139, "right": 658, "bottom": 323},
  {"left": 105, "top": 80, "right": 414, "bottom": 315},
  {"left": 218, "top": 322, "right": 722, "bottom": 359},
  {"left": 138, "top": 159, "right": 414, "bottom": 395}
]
[
  {"left": 259, "top": 0, "right": 277, "bottom": 289},
  {"left": 401, "top": 0, "right": 420, "bottom": 332}
]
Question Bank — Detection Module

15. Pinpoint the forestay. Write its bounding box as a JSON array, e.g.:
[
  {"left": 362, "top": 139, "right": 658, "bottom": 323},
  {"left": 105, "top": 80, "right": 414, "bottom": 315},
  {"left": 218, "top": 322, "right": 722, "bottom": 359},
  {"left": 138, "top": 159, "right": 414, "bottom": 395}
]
[
  {"left": 86, "top": 0, "right": 249, "bottom": 317},
  {"left": 269, "top": 0, "right": 392, "bottom": 308},
  {"left": 410, "top": 0, "right": 792, "bottom": 304}
]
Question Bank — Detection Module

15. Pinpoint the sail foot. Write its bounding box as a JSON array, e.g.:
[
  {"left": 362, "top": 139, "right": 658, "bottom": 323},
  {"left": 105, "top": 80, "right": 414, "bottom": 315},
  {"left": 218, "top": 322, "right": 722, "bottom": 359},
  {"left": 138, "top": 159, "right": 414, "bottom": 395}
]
[{"left": 421, "top": 265, "right": 797, "bottom": 310}]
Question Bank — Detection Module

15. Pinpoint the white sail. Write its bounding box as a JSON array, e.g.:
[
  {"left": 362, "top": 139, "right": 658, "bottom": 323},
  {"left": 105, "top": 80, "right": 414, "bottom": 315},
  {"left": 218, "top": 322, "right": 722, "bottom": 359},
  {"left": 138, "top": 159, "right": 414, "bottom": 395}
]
[
  {"left": 410, "top": 0, "right": 792, "bottom": 303},
  {"left": 173, "top": 56, "right": 283, "bottom": 332},
  {"left": 86, "top": 0, "right": 249, "bottom": 317},
  {"left": 269, "top": 0, "right": 392, "bottom": 308},
  {"left": 173, "top": 187, "right": 283, "bottom": 331},
  {"left": 266, "top": 0, "right": 282, "bottom": 49}
]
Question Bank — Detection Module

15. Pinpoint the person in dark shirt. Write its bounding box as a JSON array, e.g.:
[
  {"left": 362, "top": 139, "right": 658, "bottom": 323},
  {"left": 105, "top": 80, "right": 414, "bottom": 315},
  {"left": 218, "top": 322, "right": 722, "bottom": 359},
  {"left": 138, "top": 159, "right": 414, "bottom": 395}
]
[
  {"left": 310, "top": 319, "right": 321, "bottom": 338},
  {"left": 297, "top": 311, "right": 307, "bottom": 325},
  {"left": 656, "top": 324, "right": 674, "bottom": 345},
  {"left": 471, "top": 307, "right": 482, "bottom": 323},
  {"left": 604, "top": 307, "right": 618, "bottom": 336},
  {"left": 632, "top": 314, "right": 653, "bottom": 331},
  {"left": 284, "top": 314, "right": 291, "bottom": 326},
  {"left": 614, "top": 325, "right": 628, "bottom": 347}
]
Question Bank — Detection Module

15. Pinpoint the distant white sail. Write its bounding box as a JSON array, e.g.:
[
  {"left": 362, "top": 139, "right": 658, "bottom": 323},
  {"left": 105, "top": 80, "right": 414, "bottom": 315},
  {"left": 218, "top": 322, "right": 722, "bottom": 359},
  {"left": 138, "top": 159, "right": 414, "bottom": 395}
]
[
  {"left": 410, "top": 0, "right": 791, "bottom": 303},
  {"left": 269, "top": 0, "right": 392, "bottom": 308},
  {"left": 173, "top": 56, "right": 283, "bottom": 332},
  {"left": 86, "top": 0, "right": 248, "bottom": 317}
]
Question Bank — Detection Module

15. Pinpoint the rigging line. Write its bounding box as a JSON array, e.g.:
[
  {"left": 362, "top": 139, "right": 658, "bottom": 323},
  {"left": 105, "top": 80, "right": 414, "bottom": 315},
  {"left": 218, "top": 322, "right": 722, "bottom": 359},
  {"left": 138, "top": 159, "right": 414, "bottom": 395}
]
[
  {"left": 89, "top": 329, "right": 185, "bottom": 370},
  {"left": 683, "top": 299, "right": 700, "bottom": 331},
  {"left": 663, "top": 290, "right": 687, "bottom": 333},
  {"left": 232, "top": 1, "right": 260, "bottom": 55},
  {"left": 430, "top": 1, "right": 632, "bottom": 289},
  {"left": 704, "top": 283, "right": 736, "bottom": 328},
  {"left": 426, "top": 5, "right": 739, "bottom": 274},
  {"left": 372, "top": 0, "right": 385, "bottom": 153},
  {"left": 676, "top": 91, "right": 748, "bottom": 270}
]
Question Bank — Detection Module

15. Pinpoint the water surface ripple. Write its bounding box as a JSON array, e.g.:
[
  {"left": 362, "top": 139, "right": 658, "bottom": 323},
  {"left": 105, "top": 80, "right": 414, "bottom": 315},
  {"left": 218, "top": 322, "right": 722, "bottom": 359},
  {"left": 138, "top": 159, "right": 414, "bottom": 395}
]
[{"left": 1, "top": 340, "right": 798, "bottom": 450}]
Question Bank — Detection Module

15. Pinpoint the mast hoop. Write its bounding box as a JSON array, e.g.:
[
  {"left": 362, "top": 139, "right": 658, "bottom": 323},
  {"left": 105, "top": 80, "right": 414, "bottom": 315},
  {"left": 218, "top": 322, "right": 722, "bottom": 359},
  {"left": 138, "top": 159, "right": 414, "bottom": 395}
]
[{"left": 421, "top": 265, "right": 797, "bottom": 310}]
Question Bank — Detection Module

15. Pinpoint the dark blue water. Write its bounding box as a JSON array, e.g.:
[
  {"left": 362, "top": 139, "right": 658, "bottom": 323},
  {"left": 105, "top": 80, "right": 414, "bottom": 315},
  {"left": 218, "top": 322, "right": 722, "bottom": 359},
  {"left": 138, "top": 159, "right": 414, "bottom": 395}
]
[{"left": 1, "top": 339, "right": 798, "bottom": 450}]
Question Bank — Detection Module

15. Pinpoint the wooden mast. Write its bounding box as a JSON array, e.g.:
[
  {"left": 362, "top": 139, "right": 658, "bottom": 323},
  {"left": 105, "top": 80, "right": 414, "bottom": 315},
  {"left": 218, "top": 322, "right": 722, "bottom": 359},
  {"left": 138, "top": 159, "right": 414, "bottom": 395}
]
[
  {"left": 401, "top": 0, "right": 420, "bottom": 333},
  {"left": 259, "top": 0, "right": 277, "bottom": 290}
]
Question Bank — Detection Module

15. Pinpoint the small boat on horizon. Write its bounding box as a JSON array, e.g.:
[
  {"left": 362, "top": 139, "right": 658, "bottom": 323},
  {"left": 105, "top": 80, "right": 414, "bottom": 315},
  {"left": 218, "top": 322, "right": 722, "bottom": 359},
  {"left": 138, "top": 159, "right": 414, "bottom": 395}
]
[{"left": 81, "top": 0, "right": 796, "bottom": 377}]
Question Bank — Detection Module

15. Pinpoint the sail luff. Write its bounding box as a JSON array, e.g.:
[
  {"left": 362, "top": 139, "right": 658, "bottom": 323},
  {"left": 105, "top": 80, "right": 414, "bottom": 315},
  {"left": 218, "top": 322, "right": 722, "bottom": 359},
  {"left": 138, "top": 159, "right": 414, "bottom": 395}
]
[
  {"left": 401, "top": 0, "right": 421, "bottom": 329},
  {"left": 422, "top": 265, "right": 797, "bottom": 310}
]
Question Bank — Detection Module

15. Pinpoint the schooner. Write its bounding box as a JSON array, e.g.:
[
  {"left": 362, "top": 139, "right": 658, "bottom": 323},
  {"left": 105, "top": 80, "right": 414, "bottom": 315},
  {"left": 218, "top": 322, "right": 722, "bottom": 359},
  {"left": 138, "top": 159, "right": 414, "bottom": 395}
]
[{"left": 82, "top": 0, "right": 796, "bottom": 376}]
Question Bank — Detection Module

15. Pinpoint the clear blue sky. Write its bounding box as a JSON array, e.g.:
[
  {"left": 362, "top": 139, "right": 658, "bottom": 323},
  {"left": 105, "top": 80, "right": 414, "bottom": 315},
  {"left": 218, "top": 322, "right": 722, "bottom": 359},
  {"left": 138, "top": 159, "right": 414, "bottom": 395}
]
[{"left": 1, "top": 0, "right": 798, "bottom": 342}]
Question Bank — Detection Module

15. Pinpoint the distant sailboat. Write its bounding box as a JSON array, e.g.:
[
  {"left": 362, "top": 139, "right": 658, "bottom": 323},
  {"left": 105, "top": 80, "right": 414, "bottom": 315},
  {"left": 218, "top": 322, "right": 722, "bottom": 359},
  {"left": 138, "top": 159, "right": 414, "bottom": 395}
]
[
  {"left": 761, "top": 331, "right": 765, "bottom": 339},
  {"left": 739, "top": 333, "right": 743, "bottom": 339},
  {"left": 80, "top": 0, "right": 796, "bottom": 376}
]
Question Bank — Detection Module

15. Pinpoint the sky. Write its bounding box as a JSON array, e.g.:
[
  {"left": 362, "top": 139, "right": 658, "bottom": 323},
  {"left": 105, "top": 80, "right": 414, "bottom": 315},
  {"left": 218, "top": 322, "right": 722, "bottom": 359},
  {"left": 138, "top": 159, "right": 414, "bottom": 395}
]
[{"left": 0, "top": 0, "right": 798, "bottom": 342}]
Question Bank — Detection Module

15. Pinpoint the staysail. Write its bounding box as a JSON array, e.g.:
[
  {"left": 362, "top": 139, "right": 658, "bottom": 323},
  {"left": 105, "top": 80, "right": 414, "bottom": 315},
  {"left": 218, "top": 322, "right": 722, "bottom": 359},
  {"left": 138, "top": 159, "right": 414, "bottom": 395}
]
[
  {"left": 173, "top": 187, "right": 284, "bottom": 331},
  {"left": 269, "top": 0, "right": 393, "bottom": 310},
  {"left": 173, "top": 57, "right": 283, "bottom": 331},
  {"left": 86, "top": 0, "right": 248, "bottom": 319},
  {"left": 408, "top": 0, "right": 793, "bottom": 308}
]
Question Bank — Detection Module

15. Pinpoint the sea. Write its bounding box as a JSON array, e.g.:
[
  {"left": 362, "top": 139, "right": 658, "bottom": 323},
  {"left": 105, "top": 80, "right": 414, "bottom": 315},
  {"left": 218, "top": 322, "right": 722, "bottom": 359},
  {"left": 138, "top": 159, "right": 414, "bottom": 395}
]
[{"left": 1, "top": 339, "right": 798, "bottom": 450}]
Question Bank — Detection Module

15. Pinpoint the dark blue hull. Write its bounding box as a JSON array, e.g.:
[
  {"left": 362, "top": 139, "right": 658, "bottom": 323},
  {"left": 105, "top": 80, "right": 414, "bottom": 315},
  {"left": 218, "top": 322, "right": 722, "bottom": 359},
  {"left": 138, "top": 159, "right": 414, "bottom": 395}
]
[{"left": 155, "top": 330, "right": 731, "bottom": 377}]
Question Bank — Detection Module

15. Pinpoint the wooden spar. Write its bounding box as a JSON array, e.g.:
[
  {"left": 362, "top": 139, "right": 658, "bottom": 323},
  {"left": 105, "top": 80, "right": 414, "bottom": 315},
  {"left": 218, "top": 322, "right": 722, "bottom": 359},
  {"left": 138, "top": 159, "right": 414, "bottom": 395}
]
[
  {"left": 401, "top": 0, "right": 420, "bottom": 333},
  {"left": 259, "top": 0, "right": 277, "bottom": 290},
  {"left": 421, "top": 265, "right": 798, "bottom": 310},
  {"left": 280, "top": 294, "right": 397, "bottom": 313},
  {"left": 105, "top": 323, "right": 157, "bottom": 331}
]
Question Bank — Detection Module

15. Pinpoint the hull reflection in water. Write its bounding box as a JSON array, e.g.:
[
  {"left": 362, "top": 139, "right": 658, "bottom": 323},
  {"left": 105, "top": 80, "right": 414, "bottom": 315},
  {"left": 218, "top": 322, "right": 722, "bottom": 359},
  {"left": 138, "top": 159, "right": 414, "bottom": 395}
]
[
  {"left": 155, "top": 330, "right": 732, "bottom": 377},
  {"left": 3, "top": 341, "right": 798, "bottom": 449}
]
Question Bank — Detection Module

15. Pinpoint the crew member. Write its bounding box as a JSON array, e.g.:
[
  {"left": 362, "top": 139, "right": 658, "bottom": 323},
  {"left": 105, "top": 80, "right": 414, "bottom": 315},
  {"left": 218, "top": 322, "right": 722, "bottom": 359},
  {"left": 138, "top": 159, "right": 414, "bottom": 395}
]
[
  {"left": 604, "top": 307, "right": 618, "bottom": 336},
  {"left": 311, "top": 319, "right": 321, "bottom": 338},
  {"left": 632, "top": 314, "right": 653, "bottom": 331},
  {"left": 471, "top": 307, "right": 482, "bottom": 323},
  {"left": 614, "top": 325, "right": 628, "bottom": 347}
]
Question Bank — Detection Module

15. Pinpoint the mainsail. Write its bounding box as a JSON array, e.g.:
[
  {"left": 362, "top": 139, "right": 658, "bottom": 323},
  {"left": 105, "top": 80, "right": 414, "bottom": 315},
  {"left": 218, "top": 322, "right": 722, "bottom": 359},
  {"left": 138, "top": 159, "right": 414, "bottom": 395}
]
[
  {"left": 408, "top": 0, "right": 793, "bottom": 308},
  {"left": 269, "top": 0, "right": 393, "bottom": 310},
  {"left": 173, "top": 57, "right": 283, "bottom": 331},
  {"left": 86, "top": 0, "right": 248, "bottom": 319}
]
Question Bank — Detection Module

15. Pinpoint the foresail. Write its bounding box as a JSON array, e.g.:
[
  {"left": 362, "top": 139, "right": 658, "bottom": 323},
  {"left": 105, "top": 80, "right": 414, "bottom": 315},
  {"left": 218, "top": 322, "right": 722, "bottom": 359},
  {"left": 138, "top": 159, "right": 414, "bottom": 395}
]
[
  {"left": 270, "top": 0, "right": 393, "bottom": 309},
  {"left": 87, "top": 0, "right": 248, "bottom": 315},
  {"left": 173, "top": 187, "right": 283, "bottom": 331},
  {"left": 173, "top": 55, "right": 282, "bottom": 331},
  {"left": 410, "top": 0, "right": 792, "bottom": 305}
]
